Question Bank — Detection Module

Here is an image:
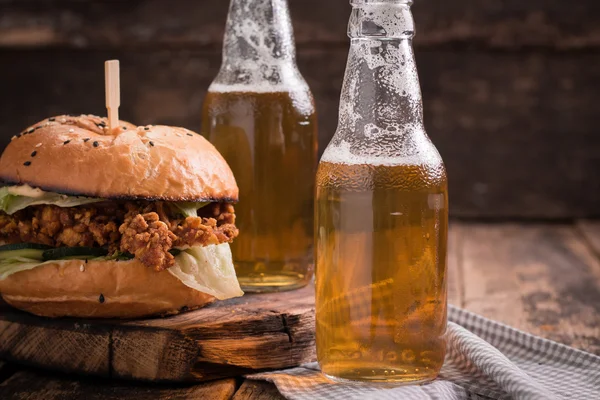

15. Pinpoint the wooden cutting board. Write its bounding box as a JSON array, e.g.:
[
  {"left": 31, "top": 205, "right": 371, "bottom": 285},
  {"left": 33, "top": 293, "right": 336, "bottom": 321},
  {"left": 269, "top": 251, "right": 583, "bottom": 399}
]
[{"left": 0, "top": 285, "right": 315, "bottom": 382}]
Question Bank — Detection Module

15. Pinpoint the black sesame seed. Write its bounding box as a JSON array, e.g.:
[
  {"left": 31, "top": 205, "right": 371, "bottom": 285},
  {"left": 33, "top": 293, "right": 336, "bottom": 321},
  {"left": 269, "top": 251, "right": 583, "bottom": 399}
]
[
  {"left": 49, "top": 117, "right": 55, "bottom": 122},
  {"left": 144, "top": 127, "right": 149, "bottom": 131},
  {"left": 23, "top": 161, "right": 31, "bottom": 166},
  {"left": 63, "top": 140, "right": 71, "bottom": 145},
  {"left": 31, "top": 151, "right": 37, "bottom": 157},
  {"left": 99, "top": 294, "right": 105, "bottom": 304},
  {"left": 15, "top": 133, "right": 21, "bottom": 138},
  {"left": 122, "top": 126, "right": 127, "bottom": 130},
  {"left": 149, "top": 141, "right": 155, "bottom": 147},
  {"left": 93, "top": 141, "right": 99, "bottom": 147},
  {"left": 27, "top": 129, "right": 34, "bottom": 134},
  {"left": 35, "top": 126, "right": 43, "bottom": 130},
  {"left": 187, "top": 133, "right": 193, "bottom": 137},
  {"left": 83, "top": 138, "right": 90, "bottom": 142}
]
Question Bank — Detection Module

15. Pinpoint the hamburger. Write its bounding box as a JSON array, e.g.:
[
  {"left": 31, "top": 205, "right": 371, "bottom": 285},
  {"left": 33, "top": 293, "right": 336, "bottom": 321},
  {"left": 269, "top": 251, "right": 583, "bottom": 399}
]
[{"left": 0, "top": 114, "right": 243, "bottom": 318}]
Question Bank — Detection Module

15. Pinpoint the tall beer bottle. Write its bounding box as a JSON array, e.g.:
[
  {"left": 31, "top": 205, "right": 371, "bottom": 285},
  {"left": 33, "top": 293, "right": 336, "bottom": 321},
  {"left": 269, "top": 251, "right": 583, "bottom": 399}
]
[
  {"left": 315, "top": 0, "right": 448, "bottom": 383},
  {"left": 202, "top": 0, "right": 318, "bottom": 292}
]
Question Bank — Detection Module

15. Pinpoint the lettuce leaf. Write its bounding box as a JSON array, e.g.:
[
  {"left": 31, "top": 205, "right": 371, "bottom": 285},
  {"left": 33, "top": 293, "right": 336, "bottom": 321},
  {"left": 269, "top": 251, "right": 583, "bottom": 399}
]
[
  {"left": 0, "top": 185, "right": 102, "bottom": 215},
  {"left": 0, "top": 244, "right": 244, "bottom": 301},
  {"left": 168, "top": 243, "right": 243, "bottom": 300},
  {"left": 169, "top": 201, "right": 210, "bottom": 218},
  {"left": 0, "top": 257, "right": 58, "bottom": 280},
  {"left": 0, "top": 185, "right": 211, "bottom": 217}
]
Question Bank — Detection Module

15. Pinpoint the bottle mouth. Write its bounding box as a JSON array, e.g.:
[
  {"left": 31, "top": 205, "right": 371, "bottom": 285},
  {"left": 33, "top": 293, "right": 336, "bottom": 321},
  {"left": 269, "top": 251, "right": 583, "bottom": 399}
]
[{"left": 351, "top": 0, "right": 413, "bottom": 5}]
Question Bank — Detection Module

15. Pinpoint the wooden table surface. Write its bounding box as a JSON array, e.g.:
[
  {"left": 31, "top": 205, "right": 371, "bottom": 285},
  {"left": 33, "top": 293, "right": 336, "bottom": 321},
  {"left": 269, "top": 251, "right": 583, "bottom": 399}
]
[{"left": 1, "top": 222, "right": 599, "bottom": 400}]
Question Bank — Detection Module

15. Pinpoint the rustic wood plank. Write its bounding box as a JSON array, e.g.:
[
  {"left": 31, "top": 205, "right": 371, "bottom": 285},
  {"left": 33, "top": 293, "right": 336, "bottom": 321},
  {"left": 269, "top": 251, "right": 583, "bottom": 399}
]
[
  {"left": 112, "top": 285, "right": 315, "bottom": 381},
  {"left": 0, "top": 371, "right": 236, "bottom": 400},
  {"left": 1, "top": 48, "right": 598, "bottom": 218},
  {"left": 461, "top": 224, "right": 600, "bottom": 354},
  {"left": 0, "top": 313, "right": 111, "bottom": 376},
  {"left": 233, "top": 380, "right": 285, "bottom": 400},
  {"left": 447, "top": 224, "right": 463, "bottom": 307},
  {"left": 0, "top": 0, "right": 598, "bottom": 49},
  {"left": 0, "top": 285, "right": 315, "bottom": 382},
  {"left": 577, "top": 221, "right": 600, "bottom": 258}
]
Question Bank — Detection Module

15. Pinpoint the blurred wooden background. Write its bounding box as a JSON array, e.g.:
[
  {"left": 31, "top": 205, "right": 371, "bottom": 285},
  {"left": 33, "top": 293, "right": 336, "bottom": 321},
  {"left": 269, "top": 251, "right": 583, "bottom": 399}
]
[{"left": 0, "top": 0, "right": 598, "bottom": 219}]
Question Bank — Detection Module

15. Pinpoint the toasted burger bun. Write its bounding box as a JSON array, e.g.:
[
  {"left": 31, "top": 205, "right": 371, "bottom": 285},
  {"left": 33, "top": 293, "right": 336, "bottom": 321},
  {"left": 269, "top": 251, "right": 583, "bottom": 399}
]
[
  {"left": 0, "top": 114, "right": 238, "bottom": 201},
  {"left": 0, "top": 258, "right": 215, "bottom": 318}
]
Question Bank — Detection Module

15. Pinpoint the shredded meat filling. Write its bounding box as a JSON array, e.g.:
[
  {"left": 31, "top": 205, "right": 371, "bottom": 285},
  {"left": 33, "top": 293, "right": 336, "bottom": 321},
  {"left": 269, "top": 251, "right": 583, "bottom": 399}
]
[{"left": 0, "top": 201, "right": 238, "bottom": 271}]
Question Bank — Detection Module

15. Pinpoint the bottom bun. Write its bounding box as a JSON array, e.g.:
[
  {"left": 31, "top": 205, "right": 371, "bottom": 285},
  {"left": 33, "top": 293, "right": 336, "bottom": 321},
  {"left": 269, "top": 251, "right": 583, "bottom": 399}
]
[{"left": 0, "top": 258, "right": 215, "bottom": 318}]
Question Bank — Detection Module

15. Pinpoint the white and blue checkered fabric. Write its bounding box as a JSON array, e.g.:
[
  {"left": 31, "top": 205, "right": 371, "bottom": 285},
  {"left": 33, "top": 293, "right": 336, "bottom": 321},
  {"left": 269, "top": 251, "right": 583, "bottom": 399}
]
[{"left": 248, "top": 305, "right": 600, "bottom": 400}]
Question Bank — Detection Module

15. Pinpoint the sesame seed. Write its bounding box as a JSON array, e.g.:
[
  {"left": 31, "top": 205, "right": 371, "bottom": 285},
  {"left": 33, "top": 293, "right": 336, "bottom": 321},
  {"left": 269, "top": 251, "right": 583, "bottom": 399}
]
[
  {"left": 149, "top": 141, "right": 155, "bottom": 147},
  {"left": 144, "top": 127, "right": 149, "bottom": 131},
  {"left": 11, "top": 136, "right": 16, "bottom": 140},
  {"left": 79, "top": 265, "right": 85, "bottom": 272},
  {"left": 35, "top": 126, "right": 43, "bottom": 130},
  {"left": 23, "top": 161, "right": 31, "bottom": 166},
  {"left": 122, "top": 126, "right": 127, "bottom": 130},
  {"left": 27, "top": 128, "right": 34, "bottom": 134},
  {"left": 35, "top": 143, "right": 42, "bottom": 147},
  {"left": 63, "top": 140, "right": 71, "bottom": 145},
  {"left": 49, "top": 117, "right": 55, "bottom": 121},
  {"left": 93, "top": 141, "right": 99, "bottom": 147},
  {"left": 99, "top": 294, "right": 105, "bottom": 304},
  {"left": 15, "top": 133, "right": 21, "bottom": 138},
  {"left": 69, "top": 129, "right": 74, "bottom": 133},
  {"left": 31, "top": 151, "right": 37, "bottom": 157},
  {"left": 187, "top": 133, "right": 193, "bottom": 137},
  {"left": 83, "top": 138, "right": 90, "bottom": 142}
]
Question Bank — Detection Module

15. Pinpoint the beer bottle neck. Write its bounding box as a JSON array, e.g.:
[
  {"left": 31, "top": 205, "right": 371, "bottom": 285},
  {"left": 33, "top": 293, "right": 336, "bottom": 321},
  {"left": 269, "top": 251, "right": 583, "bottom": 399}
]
[
  {"left": 323, "top": 0, "right": 428, "bottom": 163},
  {"left": 213, "top": 0, "right": 301, "bottom": 89}
]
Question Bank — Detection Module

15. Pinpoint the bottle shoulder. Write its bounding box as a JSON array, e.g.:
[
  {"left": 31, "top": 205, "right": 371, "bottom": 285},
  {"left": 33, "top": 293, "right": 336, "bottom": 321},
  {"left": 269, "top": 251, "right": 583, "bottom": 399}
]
[
  {"left": 318, "top": 127, "right": 446, "bottom": 190},
  {"left": 322, "top": 124, "right": 443, "bottom": 165},
  {"left": 211, "top": 59, "right": 309, "bottom": 91}
]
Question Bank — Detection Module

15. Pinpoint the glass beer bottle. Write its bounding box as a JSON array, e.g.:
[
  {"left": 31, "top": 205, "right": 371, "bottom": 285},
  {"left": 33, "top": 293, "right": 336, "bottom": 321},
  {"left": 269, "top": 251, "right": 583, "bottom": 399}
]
[
  {"left": 202, "top": 0, "right": 318, "bottom": 292},
  {"left": 315, "top": 0, "right": 448, "bottom": 383}
]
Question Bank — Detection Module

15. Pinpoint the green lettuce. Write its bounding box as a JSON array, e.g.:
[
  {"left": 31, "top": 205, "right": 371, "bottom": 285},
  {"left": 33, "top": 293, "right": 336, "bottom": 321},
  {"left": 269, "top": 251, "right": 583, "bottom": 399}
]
[
  {"left": 0, "top": 257, "right": 53, "bottom": 280},
  {"left": 0, "top": 243, "right": 243, "bottom": 301},
  {"left": 169, "top": 201, "right": 210, "bottom": 218},
  {"left": 0, "top": 186, "right": 103, "bottom": 215},
  {"left": 168, "top": 243, "right": 243, "bottom": 300},
  {"left": 0, "top": 185, "right": 210, "bottom": 217}
]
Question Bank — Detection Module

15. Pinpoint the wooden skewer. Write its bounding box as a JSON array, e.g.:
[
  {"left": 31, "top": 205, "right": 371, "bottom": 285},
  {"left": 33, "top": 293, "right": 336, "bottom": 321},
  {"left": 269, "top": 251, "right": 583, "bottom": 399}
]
[{"left": 104, "top": 60, "right": 120, "bottom": 131}]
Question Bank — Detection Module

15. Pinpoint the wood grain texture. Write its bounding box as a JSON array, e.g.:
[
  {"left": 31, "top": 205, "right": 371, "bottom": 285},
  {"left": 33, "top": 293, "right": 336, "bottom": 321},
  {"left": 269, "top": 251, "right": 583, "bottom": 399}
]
[
  {"left": 0, "top": 0, "right": 598, "bottom": 49},
  {"left": 0, "top": 49, "right": 598, "bottom": 218},
  {"left": 0, "top": 285, "right": 315, "bottom": 382},
  {"left": 0, "top": 371, "right": 236, "bottom": 400},
  {"left": 0, "top": 313, "right": 111, "bottom": 376},
  {"left": 578, "top": 221, "right": 600, "bottom": 257},
  {"left": 460, "top": 224, "right": 600, "bottom": 354},
  {"left": 233, "top": 380, "right": 285, "bottom": 400}
]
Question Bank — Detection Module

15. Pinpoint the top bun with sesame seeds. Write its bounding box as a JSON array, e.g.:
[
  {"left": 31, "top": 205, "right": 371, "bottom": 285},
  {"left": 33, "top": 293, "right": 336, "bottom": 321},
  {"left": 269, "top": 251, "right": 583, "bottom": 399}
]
[{"left": 0, "top": 114, "right": 238, "bottom": 201}]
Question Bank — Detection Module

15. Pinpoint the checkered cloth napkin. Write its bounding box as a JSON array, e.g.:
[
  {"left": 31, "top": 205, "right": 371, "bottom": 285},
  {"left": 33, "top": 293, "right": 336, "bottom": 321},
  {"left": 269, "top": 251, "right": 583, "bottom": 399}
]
[{"left": 248, "top": 305, "right": 600, "bottom": 399}]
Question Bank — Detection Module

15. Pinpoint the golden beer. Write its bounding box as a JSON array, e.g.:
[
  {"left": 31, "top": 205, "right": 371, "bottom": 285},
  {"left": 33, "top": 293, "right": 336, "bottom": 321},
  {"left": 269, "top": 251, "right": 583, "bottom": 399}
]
[
  {"left": 315, "top": 161, "right": 448, "bottom": 382},
  {"left": 315, "top": 0, "right": 448, "bottom": 383},
  {"left": 202, "top": 89, "right": 318, "bottom": 291}
]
